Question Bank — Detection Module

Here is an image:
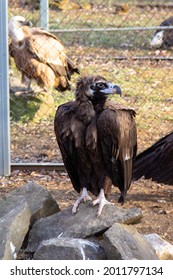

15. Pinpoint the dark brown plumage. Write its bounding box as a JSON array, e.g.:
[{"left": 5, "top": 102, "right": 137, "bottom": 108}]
[
  {"left": 133, "top": 131, "right": 173, "bottom": 185},
  {"left": 9, "top": 16, "right": 79, "bottom": 92},
  {"left": 54, "top": 75, "right": 137, "bottom": 216}
]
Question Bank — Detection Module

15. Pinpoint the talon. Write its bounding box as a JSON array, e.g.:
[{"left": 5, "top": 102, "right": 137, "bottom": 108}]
[
  {"left": 93, "top": 189, "right": 113, "bottom": 217},
  {"left": 72, "top": 188, "right": 92, "bottom": 214}
]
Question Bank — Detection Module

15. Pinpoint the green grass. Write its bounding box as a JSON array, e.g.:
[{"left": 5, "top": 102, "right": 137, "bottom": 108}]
[{"left": 10, "top": 94, "right": 41, "bottom": 122}]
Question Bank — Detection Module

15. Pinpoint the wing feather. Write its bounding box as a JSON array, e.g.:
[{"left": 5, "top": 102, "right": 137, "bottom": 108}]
[
  {"left": 54, "top": 101, "right": 81, "bottom": 193},
  {"left": 133, "top": 131, "right": 173, "bottom": 185},
  {"left": 25, "top": 28, "right": 70, "bottom": 76},
  {"left": 97, "top": 109, "right": 137, "bottom": 201}
]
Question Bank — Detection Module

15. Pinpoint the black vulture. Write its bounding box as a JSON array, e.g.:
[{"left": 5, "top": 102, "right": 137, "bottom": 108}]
[
  {"left": 150, "top": 16, "right": 173, "bottom": 48},
  {"left": 133, "top": 131, "right": 173, "bottom": 185},
  {"left": 8, "top": 16, "right": 79, "bottom": 92},
  {"left": 54, "top": 75, "right": 137, "bottom": 216}
]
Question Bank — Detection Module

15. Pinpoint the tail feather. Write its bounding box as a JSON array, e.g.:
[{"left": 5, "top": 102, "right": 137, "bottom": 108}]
[
  {"left": 67, "top": 57, "right": 80, "bottom": 77},
  {"left": 112, "top": 157, "right": 133, "bottom": 203}
]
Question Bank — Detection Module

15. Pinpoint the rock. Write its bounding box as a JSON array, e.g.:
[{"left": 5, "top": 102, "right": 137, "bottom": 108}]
[
  {"left": 8, "top": 181, "right": 60, "bottom": 225},
  {"left": 0, "top": 197, "right": 31, "bottom": 260},
  {"left": 102, "top": 223, "right": 158, "bottom": 260},
  {"left": 144, "top": 233, "right": 173, "bottom": 260},
  {"left": 27, "top": 203, "right": 143, "bottom": 252},
  {"left": 33, "top": 237, "right": 106, "bottom": 260}
]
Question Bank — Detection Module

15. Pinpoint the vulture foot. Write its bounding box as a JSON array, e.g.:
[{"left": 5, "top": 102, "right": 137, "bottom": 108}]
[
  {"left": 93, "top": 189, "right": 113, "bottom": 217},
  {"left": 10, "top": 86, "right": 34, "bottom": 95},
  {"left": 72, "top": 187, "right": 92, "bottom": 214}
]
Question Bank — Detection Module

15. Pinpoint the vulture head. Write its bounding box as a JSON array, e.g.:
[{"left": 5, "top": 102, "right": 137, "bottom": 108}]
[
  {"left": 9, "top": 16, "right": 32, "bottom": 45},
  {"left": 75, "top": 75, "right": 122, "bottom": 101},
  {"left": 150, "top": 16, "right": 173, "bottom": 48},
  {"left": 150, "top": 30, "right": 164, "bottom": 48}
]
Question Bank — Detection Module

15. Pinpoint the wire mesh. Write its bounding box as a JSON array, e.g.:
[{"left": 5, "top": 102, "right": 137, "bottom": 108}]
[{"left": 8, "top": 0, "right": 173, "bottom": 166}]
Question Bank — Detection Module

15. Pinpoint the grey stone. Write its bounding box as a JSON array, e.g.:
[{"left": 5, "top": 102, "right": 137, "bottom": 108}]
[
  {"left": 102, "top": 223, "right": 158, "bottom": 260},
  {"left": 7, "top": 181, "right": 60, "bottom": 225},
  {"left": 0, "top": 198, "right": 31, "bottom": 260},
  {"left": 33, "top": 237, "right": 106, "bottom": 260},
  {"left": 27, "top": 203, "right": 143, "bottom": 252},
  {"left": 0, "top": 182, "right": 60, "bottom": 259},
  {"left": 144, "top": 233, "right": 173, "bottom": 260}
]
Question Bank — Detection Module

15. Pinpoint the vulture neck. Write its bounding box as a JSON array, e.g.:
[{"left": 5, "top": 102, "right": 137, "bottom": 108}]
[
  {"left": 9, "top": 27, "right": 25, "bottom": 45},
  {"left": 76, "top": 94, "right": 107, "bottom": 113},
  {"left": 91, "top": 96, "right": 107, "bottom": 112}
]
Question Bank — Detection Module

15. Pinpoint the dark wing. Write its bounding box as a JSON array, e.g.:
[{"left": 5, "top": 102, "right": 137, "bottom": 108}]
[
  {"left": 97, "top": 109, "right": 137, "bottom": 202},
  {"left": 160, "top": 16, "right": 173, "bottom": 27},
  {"left": 54, "top": 101, "right": 81, "bottom": 193},
  {"left": 133, "top": 131, "right": 173, "bottom": 185}
]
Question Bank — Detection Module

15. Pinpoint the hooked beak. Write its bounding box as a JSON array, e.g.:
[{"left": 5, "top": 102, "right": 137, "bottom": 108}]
[
  {"left": 100, "top": 83, "right": 122, "bottom": 96},
  {"left": 18, "top": 19, "right": 32, "bottom": 27},
  {"left": 24, "top": 20, "right": 32, "bottom": 27}
]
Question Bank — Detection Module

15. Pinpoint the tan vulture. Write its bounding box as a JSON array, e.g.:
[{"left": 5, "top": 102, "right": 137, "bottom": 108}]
[{"left": 9, "top": 16, "right": 79, "bottom": 92}]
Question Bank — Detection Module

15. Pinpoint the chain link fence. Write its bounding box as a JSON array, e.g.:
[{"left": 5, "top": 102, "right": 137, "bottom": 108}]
[{"left": 8, "top": 0, "right": 173, "bottom": 168}]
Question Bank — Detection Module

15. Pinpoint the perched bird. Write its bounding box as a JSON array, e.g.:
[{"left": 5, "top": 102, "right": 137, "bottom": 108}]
[
  {"left": 54, "top": 75, "right": 137, "bottom": 216},
  {"left": 150, "top": 16, "right": 173, "bottom": 48},
  {"left": 133, "top": 131, "right": 173, "bottom": 185},
  {"left": 8, "top": 16, "right": 79, "bottom": 92}
]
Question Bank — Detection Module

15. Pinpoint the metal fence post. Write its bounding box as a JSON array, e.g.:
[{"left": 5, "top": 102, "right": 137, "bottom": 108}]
[
  {"left": 40, "top": 0, "right": 49, "bottom": 30},
  {"left": 0, "top": 0, "right": 10, "bottom": 176}
]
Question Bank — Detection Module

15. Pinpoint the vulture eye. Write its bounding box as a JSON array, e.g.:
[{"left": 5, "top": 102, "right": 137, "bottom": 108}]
[
  {"left": 90, "top": 81, "right": 107, "bottom": 92},
  {"left": 96, "top": 82, "right": 106, "bottom": 89}
]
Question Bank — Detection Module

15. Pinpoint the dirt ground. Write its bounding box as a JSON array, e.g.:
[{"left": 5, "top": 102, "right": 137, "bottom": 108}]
[{"left": 1, "top": 165, "right": 173, "bottom": 245}]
